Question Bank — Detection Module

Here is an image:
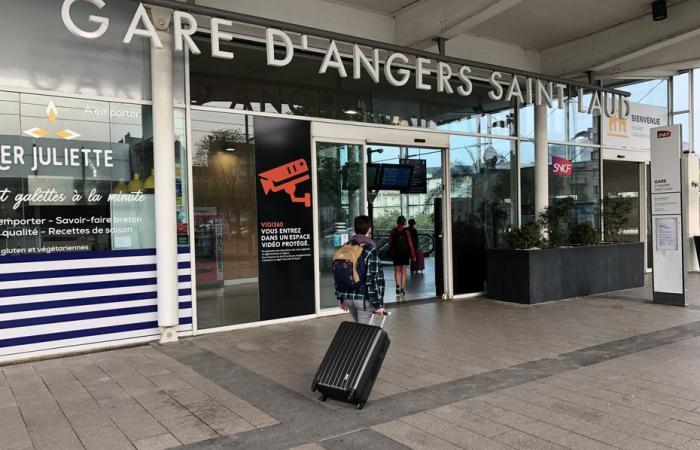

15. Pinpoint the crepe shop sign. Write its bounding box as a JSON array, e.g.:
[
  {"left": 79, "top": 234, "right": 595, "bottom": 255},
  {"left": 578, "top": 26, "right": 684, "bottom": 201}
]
[{"left": 60, "top": 0, "right": 630, "bottom": 118}]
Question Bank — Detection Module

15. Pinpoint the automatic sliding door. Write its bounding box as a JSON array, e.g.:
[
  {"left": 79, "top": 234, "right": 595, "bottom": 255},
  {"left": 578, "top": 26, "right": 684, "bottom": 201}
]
[{"left": 316, "top": 142, "right": 364, "bottom": 310}]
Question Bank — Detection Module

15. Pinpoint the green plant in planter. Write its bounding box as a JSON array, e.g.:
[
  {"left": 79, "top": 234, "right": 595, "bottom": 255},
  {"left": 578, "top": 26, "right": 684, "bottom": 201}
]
[
  {"left": 538, "top": 197, "right": 574, "bottom": 247},
  {"left": 568, "top": 222, "right": 601, "bottom": 246},
  {"left": 504, "top": 222, "right": 542, "bottom": 249},
  {"left": 603, "top": 195, "right": 634, "bottom": 243}
]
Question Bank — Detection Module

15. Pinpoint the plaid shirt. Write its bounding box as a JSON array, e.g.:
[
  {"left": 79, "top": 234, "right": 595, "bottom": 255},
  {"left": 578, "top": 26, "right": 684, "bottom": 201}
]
[{"left": 335, "top": 242, "right": 385, "bottom": 309}]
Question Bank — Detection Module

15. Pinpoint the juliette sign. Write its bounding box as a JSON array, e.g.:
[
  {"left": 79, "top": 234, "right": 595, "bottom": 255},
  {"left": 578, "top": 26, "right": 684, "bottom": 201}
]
[
  {"left": 552, "top": 156, "right": 573, "bottom": 177},
  {"left": 60, "top": 0, "right": 630, "bottom": 118}
]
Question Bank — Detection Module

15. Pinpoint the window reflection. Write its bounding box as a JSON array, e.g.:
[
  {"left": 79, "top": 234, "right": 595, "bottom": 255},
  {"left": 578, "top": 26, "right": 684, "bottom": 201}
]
[
  {"left": 548, "top": 144, "right": 601, "bottom": 229},
  {"left": 191, "top": 110, "right": 259, "bottom": 329},
  {"left": 450, "top": 136, "right": 516, "bottom": 294},
  {"left": 316, "top": 142, "right": 363, "bottom": 309},
  {"left": 190, "top": 38, "right": 514, "bottom": 132}
]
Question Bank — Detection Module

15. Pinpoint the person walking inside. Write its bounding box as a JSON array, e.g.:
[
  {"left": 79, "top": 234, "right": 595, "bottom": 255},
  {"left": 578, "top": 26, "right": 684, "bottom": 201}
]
[
  {"left": 334, "top": 215, "right": 386, "bottom": 324},
  {"left": 388, "top": 215, "right": 416, "bottom": 297},
  {"left": 407, "top": 219, "right": 419, "bottom": 252}
]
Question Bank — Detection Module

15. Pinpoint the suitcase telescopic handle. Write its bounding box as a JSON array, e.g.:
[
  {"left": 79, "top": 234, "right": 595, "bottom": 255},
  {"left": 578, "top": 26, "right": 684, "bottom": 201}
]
[{"left": 370, "top": 311, "right": 390, "bottom": 328}]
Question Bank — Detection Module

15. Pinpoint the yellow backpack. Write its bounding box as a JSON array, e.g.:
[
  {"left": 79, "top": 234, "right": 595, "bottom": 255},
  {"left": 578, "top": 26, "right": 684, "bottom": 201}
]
[{"left": 332, "top": 242, "right": 367, "bottom": 290}]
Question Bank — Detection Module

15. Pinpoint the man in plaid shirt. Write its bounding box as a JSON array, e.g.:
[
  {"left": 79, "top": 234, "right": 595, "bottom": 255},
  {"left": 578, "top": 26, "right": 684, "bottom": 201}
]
[{"left": 336, "top": 215, "right": 386, "bottom": 324}]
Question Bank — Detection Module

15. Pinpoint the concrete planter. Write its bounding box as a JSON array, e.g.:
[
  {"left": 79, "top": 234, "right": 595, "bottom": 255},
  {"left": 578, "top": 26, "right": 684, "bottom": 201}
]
[{"left": 486, "top": 242, "right": 645, "bottom": 304}]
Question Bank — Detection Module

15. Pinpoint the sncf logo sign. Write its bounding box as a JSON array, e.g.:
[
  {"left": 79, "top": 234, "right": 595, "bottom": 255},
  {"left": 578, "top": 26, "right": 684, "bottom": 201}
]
[
  {"left": 552, "top": 156, "right": 573, "bottom": 177},
  {"left": 657, "top": 130, "right": 672, "bottom": 138}
]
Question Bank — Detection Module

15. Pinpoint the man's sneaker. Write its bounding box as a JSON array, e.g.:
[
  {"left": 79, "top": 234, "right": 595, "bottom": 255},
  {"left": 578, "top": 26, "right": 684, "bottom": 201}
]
[
  {"left": 400, "top": 288, "right": 406, "bottom": 296},
  {"left": 396, "top": 286, "right": 401, "bottom": 295}
]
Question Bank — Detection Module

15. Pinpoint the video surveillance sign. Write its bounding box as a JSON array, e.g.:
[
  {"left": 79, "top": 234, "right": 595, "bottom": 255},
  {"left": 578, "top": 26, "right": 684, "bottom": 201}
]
[
  {"left": 254, "top": 117, "right": 315, "bottom": 320},
  {"left": 650, "top": 124, "right": 687, "bottom": 306}
]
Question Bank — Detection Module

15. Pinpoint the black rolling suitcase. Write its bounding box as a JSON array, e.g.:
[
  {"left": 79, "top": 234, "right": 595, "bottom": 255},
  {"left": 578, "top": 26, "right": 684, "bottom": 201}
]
[{"left": 312, "top": 314, "right": 390, "bottom": 410}]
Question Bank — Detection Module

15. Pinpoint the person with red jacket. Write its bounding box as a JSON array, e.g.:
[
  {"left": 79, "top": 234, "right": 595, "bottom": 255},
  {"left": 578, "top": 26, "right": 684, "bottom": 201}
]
[{"left": 388, "top": 215, "right": 416, "bottom": 297}]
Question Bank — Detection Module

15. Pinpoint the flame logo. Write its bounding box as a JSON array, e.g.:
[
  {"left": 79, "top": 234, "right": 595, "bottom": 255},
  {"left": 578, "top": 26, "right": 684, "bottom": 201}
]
[
  {"left": 46, "top": 102, "right": 58, "bottom": 126},
  {"left": 23, "top": 101, "right": 80, "bottom": 140}
]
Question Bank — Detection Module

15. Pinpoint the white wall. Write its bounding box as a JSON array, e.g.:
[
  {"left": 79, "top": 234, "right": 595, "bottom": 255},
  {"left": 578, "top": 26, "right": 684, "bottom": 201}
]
[
  {"left": 196, "top": 0, "right": 395, "bottom": 43},
  {"left": 195, "top": 0, "right": 541, "bottom": 74},
  {"left": 428, "top": 34, "right": 542, "bottom": 73}
]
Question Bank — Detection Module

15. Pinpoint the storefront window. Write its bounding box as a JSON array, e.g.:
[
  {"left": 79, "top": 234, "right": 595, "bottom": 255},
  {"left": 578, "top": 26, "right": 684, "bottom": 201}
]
[
  {"left": 174, "top": 109, "right": 190, "bottom": 247},
  {"left": 191, "top": 109, "right": 259, "bottom": 329},
  {"left": 548, "top": 144, "right": 601, "bottom": 229},
  {"left": 0, "top": 92, "right": 155, "bottom": 255}
]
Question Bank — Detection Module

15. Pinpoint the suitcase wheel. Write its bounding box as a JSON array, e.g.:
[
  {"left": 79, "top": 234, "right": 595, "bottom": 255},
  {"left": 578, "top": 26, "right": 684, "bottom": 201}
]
[
  {"left": 320, "top": 394, "right": 327, "bottom": 402},
  {"left": 356, "top": 402, "right": 366, "bottom": 410}
]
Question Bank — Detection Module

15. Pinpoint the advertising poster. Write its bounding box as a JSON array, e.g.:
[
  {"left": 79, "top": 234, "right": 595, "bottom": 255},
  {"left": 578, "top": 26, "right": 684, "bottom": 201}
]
[{"left": 254, "top": 117, "right": 315, "bottom": 320}]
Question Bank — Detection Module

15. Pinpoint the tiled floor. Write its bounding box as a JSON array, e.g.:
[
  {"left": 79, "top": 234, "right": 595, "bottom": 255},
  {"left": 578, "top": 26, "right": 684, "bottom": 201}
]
[
  {"left": 0, "top": 346, "right": 277, "bottom": 450},
  {"left": 3, "top": 274, "right": 700, "bottom": 449}
]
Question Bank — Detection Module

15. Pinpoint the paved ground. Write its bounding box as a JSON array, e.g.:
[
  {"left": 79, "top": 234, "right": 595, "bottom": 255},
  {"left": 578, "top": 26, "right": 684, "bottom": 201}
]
[{"left": 1, "top": 274, "right": 700, "bottom": 450}]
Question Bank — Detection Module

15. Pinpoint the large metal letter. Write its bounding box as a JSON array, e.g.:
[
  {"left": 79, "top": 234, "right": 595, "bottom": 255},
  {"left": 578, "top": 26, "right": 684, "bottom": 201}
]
[{"left": 61, "top": 0, "right": 109, "bottom": 39}]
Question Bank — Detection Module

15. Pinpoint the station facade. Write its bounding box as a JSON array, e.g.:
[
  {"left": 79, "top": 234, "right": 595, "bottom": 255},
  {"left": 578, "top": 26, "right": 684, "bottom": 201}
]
[{"left": 0, "top": 0, "right": 696, "bottom": 361}]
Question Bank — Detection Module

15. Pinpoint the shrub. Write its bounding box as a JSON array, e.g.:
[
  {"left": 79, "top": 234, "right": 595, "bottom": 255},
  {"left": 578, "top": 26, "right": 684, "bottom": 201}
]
[
  {"left": 504, "top": 222, "right": 542, "bottom": 249},
  {"left": 538, "top": 197, "right": 574, "bottom": 247},
  {"left": 603, "top": 195, "right": 634, "bottom": 243},
  {"left": 568, "top": 223, "right": 600, "bottom": 246}
]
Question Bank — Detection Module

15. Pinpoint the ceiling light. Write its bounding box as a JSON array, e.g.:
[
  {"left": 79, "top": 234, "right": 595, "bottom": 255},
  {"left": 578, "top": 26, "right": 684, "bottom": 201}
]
[
  {"left": 225, "top": 147, "right": 236, "bottom": 152},
  {"left": 343, "top": 109, "right": 358, "bottom": 115}
]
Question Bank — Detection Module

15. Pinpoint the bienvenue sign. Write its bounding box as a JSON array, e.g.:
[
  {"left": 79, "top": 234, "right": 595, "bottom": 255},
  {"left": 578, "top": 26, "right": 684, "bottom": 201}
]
[{"left": 61, "top": 0, "right": 630, "bottom": 118}]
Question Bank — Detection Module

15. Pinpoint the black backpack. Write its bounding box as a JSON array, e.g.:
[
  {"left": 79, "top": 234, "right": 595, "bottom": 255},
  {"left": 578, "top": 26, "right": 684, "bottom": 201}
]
[{"left": 391, "top": 228, "right": 410, "bottom": 259}]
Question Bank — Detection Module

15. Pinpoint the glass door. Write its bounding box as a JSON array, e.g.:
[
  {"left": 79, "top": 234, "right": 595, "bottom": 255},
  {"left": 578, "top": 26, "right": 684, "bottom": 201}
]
[
  {"left": 315, "top": 142, "right": 365, "bottom": 310},
  {"left": 312, "top": 121, "right": 451, "bottom": 308},
  {"left": 367, "top": 144, "right": 444, "bottom": 302}
]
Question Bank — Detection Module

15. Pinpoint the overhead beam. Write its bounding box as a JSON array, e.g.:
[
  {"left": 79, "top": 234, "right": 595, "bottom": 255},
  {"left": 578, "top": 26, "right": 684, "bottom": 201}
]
[
  {"left": 609, "top": 58, "right": 700, "bottom": 78},
  {"left": 589, "top": 27, "right": 700, "bottom": 73},
  {"left": 542, "top": 0, "right": 700, "bottom": 78},
  {"left": 395, "top": 0, "right": 523, "bottom": 49}
]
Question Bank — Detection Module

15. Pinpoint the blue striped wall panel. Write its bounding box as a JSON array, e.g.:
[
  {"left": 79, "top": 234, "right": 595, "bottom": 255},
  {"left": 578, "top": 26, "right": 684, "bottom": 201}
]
[{"left": 0, "top": 247, "right": 193, "bottom": 357}]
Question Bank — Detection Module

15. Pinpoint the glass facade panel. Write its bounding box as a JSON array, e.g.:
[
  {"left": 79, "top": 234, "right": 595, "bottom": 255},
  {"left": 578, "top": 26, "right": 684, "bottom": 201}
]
[
  {"left": 0, "top": 92, "right": 156, "bottom": 255},
  {"left": 450, "top": 136, "right": 516, "bottom": 294},
  {"left": 602, "top": 160, "right": 640, "bottom": 242},
  {"left": 519, "top": 104, "right": 535, "bottom": 140},
  {"left": 673, "top": 112, "right": 691, "bottom": 151},
  {"left": 568, "top": 91, "right": 597, "bottom": 145},
  {"left": 548, "top": 144, "right": 601, "bottom": 229},
  {"left": 0, "top": 0, "right": 153, "bottom": 101},
  {"left": 519, "top": 140, "right": 536, "bottom": 225},
  {"left": 613, "top": 79, "right": 668, "bottom": 107},
  {"left": 191, "top": 109, "right": 259, "bottom": 329},
  {"left": 316, "top": 142, "right": 363, "bottom": 309},
  {"left": 547, "top": 106, "right": 567, "bottom": 142},
  {"left": 190, "top": 38, "right": 514, "bottom": 131},
  {"left": 673, "top": 72, "right": 689, "bottom": 112}
]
